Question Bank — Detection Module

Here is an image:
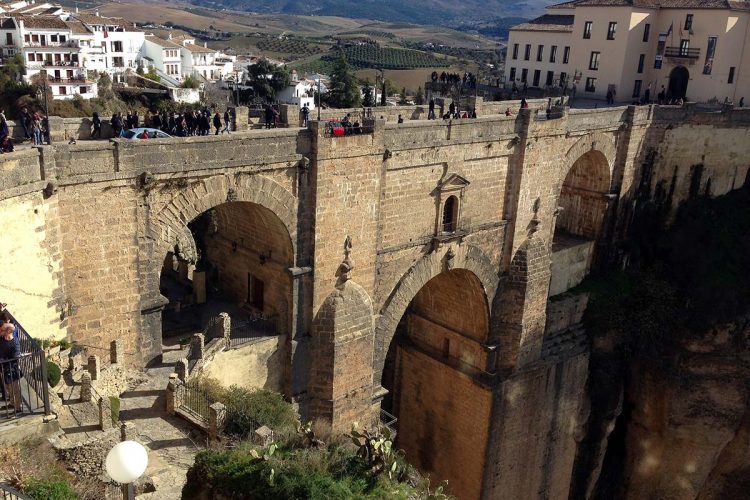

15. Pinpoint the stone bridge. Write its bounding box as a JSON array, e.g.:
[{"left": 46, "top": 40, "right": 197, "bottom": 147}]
[{"left": 2, "top": 103, "right": 749, "bottom": 500}]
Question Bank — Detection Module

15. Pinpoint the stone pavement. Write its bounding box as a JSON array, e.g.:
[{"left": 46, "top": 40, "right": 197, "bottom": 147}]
[{"left": 119, "top": 350, "right": 205, "bottom": 499}]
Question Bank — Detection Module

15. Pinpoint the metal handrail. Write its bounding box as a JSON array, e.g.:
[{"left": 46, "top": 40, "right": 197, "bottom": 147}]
[
  {"left": 0, "top": 483, "right": 32, "bottom": 499},
  {"left": 664, "top": 47, "right": 700, "bottom": 59}
]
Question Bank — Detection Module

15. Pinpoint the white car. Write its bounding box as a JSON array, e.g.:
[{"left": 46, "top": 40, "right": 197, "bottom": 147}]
[{"left": 121, "top": 128, "right": 173, "bottom": 140}]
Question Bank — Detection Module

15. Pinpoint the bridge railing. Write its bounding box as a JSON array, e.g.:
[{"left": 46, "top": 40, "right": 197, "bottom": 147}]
[
  {"left": 1, "top": 310, "right": 51, "bottom": 422},
  {"left": 0, "top": 483, "right": 32, "bottom": 499}
]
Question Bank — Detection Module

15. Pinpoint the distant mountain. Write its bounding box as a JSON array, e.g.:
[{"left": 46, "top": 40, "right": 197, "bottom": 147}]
[{"left": 188, "top": 0, "right": 547, "bottom": 27}]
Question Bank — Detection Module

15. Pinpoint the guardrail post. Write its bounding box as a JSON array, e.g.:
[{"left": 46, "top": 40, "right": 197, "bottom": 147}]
[
  {"left": 120, "top": 421, "right": 137, "bottom": 441},
  {"left": 175, "top": 358, "right": 188, "bottom": 382},
  {"left": 190, "top": 333, "right": 205, "bottom": 360},
  {"left": 166, "top": 373, "right": 178, "bottom": 416},
  {"left": 220, "top": 312, "right": 231, "bottom": 348},
  {"left": 110, "top": 340, "right": 122, "bottom": 365},
  {"left": 87, "top": 355, "right": 100, "bottom": 381},
  {"left": 99, "top": 396, "right": 113, "bottom": 430},
  {"left": 80, "top": 372, "right": 92, "bottom": 402},
  {"left": 209, "top": 402, "right": 226, "bottom": 442}
]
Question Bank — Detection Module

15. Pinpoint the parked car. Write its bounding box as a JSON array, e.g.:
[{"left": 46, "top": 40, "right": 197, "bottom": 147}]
[{"left": 121, "top": 128, "right": 173, "bottom": 140}]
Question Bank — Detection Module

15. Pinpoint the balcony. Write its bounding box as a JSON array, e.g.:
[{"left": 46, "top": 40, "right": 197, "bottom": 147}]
[
  {"left": 664, "top": 47, "right": 700, "bottom": 59},
  {"left": 28, "top": 61, "right": 80, "bottom": 69},
  {"left": 23, "top": 40, "right": 79, "bottom": 49},
  {"left": 49, "top": 76, "right": 90, "bottom": 84}
]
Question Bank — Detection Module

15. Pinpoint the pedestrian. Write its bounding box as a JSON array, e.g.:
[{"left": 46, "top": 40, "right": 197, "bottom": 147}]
[
  {"left": 449, "top": 101, "right": 455, "bottom": 117},
  {"left": 505, "top": 107, "right": 512, "bottom": 116},
  {"left": 397, "top": 114, "right": 404, "bottom": 124},
  {"left": 151, "top": 112, "right": 162, "bottom": 131},
  {"left": 0, "top": 136, "right": 13, "bottom": 154},
  {"left": 470, "top": 108, "right": 477, "bottom": 119},
  {"left": 740, "top": 97, "right": 745, "bottom": 108},
  {"left": 125, "top": 110, "right": 132, "bottom": 130},
  {"left": 213, "top": 112, "right": 222, "bottom": 135},
  {"left": 0, "top": 316, "right": 21, "bottom": 410},
  {"left": 222, "top": 109, "right": 232, "bottom": 134},
  {"left": 20, "top": 107, "right": 31, "bottom": 141},
  {"left": 264, "top": 105, "right": 273, "bottom": 129},
  {"left": 301, "top": 103, "right": 310, "bottom": 127},
  {"left": 132, "top": 111, "right": 139, "bottom": 129},
  {"left": 606, "top": 90, "right": 613, "bottom": 105},
  {"left": 643, "top": 86, "right": 651, "bottom": 105},
  {"left": 521, "top": 97, "right": 528, "bottom": 109},
  {"left": 91, "top": 112, "right": 101, "bottom": 139},
  {"left": 31, "top": 113, "right": 43, "bottom": 145},
  {"left": 0, "top": 114, "right": 8, "bottom": 144},
  {"left": 428, "top": 98, "right": 435, "bottom": 120}
]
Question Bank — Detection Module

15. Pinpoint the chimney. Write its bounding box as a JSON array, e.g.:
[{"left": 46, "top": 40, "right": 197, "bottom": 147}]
[
  {"left": 204, "top": 42, "right": 207, "bottom": 48},
  {"left": 95, "top": 9, "right": 100, "bottom": 17}
]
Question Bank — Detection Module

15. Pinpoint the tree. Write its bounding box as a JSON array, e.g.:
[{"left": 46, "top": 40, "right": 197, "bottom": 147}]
[
  {"left": 181, "top": 75, "right": 200, "bottom": 89},
  {"left": 398, "top": 87, "right": 408, "bottom": 105},
  {"left": 362, "top": 79, "right": 374, "bottom": 107},
  {"left": 415, "top": 85, "right": 424, "bottom": 105},
  {"left": 145, "top": 67, "right": 161, "bottom": 84},
  {"left": 246, "top": 59, "right": 290, "bottom": 101},
  {"left": 327, "top": 52, "right": 361, "bottom": 108}
]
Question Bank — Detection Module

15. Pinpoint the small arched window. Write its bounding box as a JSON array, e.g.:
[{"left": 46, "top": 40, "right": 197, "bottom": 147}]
[{"left": 442, "top": 195, "right": 458, "bottom": 233}]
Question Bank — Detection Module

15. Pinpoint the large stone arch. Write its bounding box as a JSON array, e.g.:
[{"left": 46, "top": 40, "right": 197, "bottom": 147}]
[{"left": 373, "top": 243, "right": 499, "bottom": 384}]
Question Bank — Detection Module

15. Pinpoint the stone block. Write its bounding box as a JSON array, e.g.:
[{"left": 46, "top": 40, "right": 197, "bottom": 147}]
[
  {"left": 80, "top": 372, "right": 92, "bottom": 403},
  {"left": 110, "top": 340, "right": 122, "bottom": 365},
  {"left": 99, "top": 396, "right": 113, "bottom": 430},
  {"left": 87, "top": 355, "right": 100, "bottom": 381},
  {"left": 252, "top": 425, "right": 274, "bottom": 447}
]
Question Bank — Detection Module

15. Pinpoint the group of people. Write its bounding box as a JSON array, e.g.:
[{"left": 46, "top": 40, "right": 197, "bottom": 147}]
[
  {"left": 2, "top": 108, "right": 48, "bottom": 152},
  {"left": 264, "top": 105, "right": 281, "bottom": 129},
  {"left": 425, "top": 99, "right": 477, "bottom": 120},
  {"left": 431, "top": 71, "right": 478, "bottom": 90},
  {"left": 107, "top": 108, "right": 234, "bottom": 138}
]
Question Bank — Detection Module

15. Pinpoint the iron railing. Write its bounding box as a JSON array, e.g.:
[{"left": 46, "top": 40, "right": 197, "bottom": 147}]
[
  {"left": 0, "top": 483, "right": 31, "bottom": 499},
  {"left": 664, "top": 47, "right": 700, "bottom": 59},
  {"left": 380, "top": 408, "right": 398, "bottom": 435},
  {"left": 176, "top": 380, "right": 213, "bottom": 423},
  {"left": 0, "top": 312, "right": 50, "bottom": 422},
  {"left": 229, "top": 316, "right": 276, "bottom": 348}
]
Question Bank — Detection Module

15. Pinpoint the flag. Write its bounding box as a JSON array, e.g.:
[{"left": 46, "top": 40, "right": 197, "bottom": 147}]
[{"left": 666, "top": 22, "right": 673, "bottom": 37}]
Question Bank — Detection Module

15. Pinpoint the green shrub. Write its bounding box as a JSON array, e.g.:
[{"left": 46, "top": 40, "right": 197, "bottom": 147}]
[
  {"left": 46, "top": 362, "right": 61, "bottom": 388},
  {"left": 109, "top": 397, "right": 120, "bottom": 426},
  {"left": 23, "top": 478, "right": 77, "bottom": 500}
]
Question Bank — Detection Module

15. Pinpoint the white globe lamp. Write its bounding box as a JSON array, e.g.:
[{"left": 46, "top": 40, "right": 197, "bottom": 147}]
[{"left": 106, "top": 440, "right": 149, "bottom": 490}]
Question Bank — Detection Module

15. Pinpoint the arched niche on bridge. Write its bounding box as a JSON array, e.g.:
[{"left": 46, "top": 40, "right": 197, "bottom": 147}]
[
  {"left": 550, "top": 136, "right": 615, "bottom": 297},
  {"left": 145, "top": 175, "right": 298, "bottom": 394},
  {"left": 380, "top": 265, "right": 492, "bottom": 500}
]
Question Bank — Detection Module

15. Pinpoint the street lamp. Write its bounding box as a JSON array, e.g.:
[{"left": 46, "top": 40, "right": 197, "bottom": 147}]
[{"left": 106, "top": 440, "right": 149, "bottom": 500}]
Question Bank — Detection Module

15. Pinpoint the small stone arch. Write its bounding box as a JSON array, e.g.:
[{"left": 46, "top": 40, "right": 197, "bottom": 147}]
[
  {"left": 373, "top": 244, "right": 499, "bottom": 383},
  {"left": 151, "top": 174, "right": 298, "bottom": 266},
  {"left": 562, "top": 132, "right": 617, "bottom": 185}
]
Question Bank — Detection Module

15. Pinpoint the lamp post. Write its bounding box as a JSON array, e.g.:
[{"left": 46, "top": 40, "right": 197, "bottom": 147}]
[
  {"left": 106, "top": 440, "right": 149, "bottom": 500},
  {"left": 37, "top": 70, "right": 51, "bottom": 144}
]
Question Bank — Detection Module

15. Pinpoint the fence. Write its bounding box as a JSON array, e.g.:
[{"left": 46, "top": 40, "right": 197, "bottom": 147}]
[
  {"left": 229, "top": 316, "right": 276, "bottom": 348},
  {"left": 380, "top": 408, "right": 398, "bottom": 436},
  {"left": 0, "top": 484, "right": 31, "bottom": 500},
  {"left": 1, "top": 311, "right": 50, "bottom": 422},
  {"left": 176, "top": 380, "right": 213, "bottom": 424}
]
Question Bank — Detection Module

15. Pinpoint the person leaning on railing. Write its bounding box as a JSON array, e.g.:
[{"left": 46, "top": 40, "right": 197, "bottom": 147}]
[{"left": 0, "top": 312, "right": 21, "bottom": 410}]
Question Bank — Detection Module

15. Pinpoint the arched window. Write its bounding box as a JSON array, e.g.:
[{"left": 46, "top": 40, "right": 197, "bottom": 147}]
[{"left": 442, "top": 195, "right": 458, "bottom": 233}]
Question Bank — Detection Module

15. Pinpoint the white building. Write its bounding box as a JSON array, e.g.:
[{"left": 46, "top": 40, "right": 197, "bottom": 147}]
[
  {"left": 71, "top": 12, "right": 143, "bottom": 76},
  {"left": 141, "top": 34, "right": 183, "bottom": 83},
  {"left": 15, "top": 15, "right": 96, "bottom": 99},
  {"left": 505, "top": 0, "right": 750, "bottom": 104}
]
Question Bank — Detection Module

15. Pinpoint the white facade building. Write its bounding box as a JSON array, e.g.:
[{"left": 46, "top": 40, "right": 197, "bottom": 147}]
[
  {"left": 71, "top": 12, "right": 143, "bottom": 76},
  {"left": 15, "top": 15, "right": 96, "bottom": 99},
  {"left": 505, "top": 0, "right": 750, "bottom": 104},
  {"left": 142, "top": 34, "right": 183, "bottom": 83}
]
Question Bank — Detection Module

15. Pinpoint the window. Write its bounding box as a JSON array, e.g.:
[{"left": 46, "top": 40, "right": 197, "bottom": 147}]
[
  {"left": 585, "top": 77, "right": 597, "bottom": 92},
  {"left": 80, "top": 86, "right": 88, "bottom": 94},
  {"left": 59, "top": 86, "right": 67, "bottom": 95},
  {"left": 24, "top": 34, "right": 29, "bottom": 43},
  {"left": 509, "top": 67, "right": 516, "bottom": 81},
  {"left": 521, "top": 68, "right": 528, "bottom": 82},
  {"left": 680, "top": 39, "right": 690, "bottom": 56},
  {"left": 512, "top": 43, "right": 519, "bottom": 59},
  {"left": 524, "top": 44, "right": 531, "bottom": 61},
  {"left": 111, "top": 41, "right": 123, "bottom": 52},
  {"left": 684, "top": 14, "right": 693, "bottom": 31},
  {"left": 27, "top": 53, "right": 34, "bottom": 63},
  {"left": 546, "top": 70, "right": 554, "bottom": 86},
  {"left": 607, "top": 22, "right": 617, "bottom": 40},
  {"left": 729, "top": 66, "right": 736, "bottom": 84},
  {"left": 550, "top": 45, "right": 557, "bottom": 63},
  {"left": 537, "top": 44, "right": 544, "bottom": 61},
  {"left": 50, "top": 35, "right": 58, "bottom": 42},
  {"left": 637, "top": 54, "right": 645, "bottom": 73},
  {"left": 113, "top": 57, "right": 124, "bottom": 67},
  {"left": 703, "top": 36, "right": 717, "bottom": 75},
  {"left": 442, "top": 196, "right": 458, "bottom": 233},
  {"left": 589, "top": 51, "right": 600, "bottom": 70},
  {"left": 60, "top": 35, "right": 66, "bottom": 43},
  {"left": 632, "top": 80, "right": 642, "bottom": 98},
  {"left": 583, "top": 21, "right": 592, "bottom": 39},
  {"left": 563, "top": 46, "right": 570, "bottom": 63},
  {"left": 533, "top": 69, "right": 541, "bottom": 86},
  {"left": 643, "top": 23, "right": 651, "bottom": 42}
]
